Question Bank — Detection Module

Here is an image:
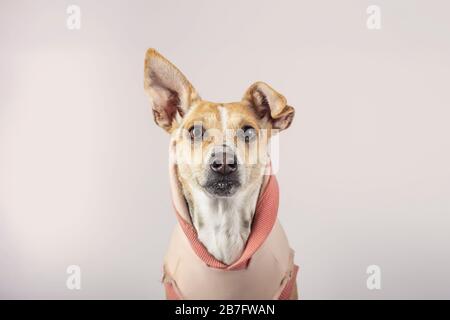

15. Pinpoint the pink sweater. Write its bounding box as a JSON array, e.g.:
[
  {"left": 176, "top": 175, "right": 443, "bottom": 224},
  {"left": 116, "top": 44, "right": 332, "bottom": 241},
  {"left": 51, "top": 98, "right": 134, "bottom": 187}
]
[{"left": 162, "top": 164, "right": 299, "bottom": 299}]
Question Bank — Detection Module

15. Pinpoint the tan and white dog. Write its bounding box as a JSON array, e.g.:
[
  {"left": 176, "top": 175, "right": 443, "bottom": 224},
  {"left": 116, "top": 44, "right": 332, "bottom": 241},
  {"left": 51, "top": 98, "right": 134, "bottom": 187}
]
[{"left": 144, "top": 49, "right": 298, "bottom": 300}]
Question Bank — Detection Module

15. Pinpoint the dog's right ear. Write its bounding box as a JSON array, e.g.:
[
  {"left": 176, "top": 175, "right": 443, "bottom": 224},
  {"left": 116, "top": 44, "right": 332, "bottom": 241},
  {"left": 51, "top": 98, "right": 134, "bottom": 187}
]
[{"left": 144, "top": 49, "right": 200, "bottom": 133}]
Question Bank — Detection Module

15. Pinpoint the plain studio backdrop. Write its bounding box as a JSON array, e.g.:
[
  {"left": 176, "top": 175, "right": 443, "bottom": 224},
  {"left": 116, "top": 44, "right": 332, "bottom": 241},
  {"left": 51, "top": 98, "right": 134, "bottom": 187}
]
[{"left": 1, "top": 0, "right": 450, "bottom": 299}]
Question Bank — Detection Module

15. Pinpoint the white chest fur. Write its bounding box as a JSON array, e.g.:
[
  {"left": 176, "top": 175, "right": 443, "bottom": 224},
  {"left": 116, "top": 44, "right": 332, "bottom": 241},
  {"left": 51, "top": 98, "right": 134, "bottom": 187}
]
[{"left": 187, "top": 185, "right": 261, "bottom": 265}]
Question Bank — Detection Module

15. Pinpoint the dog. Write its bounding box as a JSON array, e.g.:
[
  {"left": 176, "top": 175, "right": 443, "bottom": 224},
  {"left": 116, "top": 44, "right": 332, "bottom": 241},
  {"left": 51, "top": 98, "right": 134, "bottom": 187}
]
[{"left": 144, "top": 49, "right": 298, "bottom": 300}]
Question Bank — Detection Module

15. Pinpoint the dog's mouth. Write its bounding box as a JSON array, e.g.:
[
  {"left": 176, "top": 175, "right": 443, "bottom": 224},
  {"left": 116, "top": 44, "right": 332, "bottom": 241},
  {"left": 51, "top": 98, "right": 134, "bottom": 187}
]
[{"left": 203, "top": 177, "right": 241, "bottom": 197}]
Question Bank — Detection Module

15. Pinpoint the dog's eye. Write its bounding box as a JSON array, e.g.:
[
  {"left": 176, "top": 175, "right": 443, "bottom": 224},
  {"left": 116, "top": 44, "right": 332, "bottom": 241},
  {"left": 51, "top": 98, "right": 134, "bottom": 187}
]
[
  {"left": 189, "top": 125, "right": 204, "bottom": 141},
  {"left": 238, "top": 126, "right": 257, "bottom": 143}
]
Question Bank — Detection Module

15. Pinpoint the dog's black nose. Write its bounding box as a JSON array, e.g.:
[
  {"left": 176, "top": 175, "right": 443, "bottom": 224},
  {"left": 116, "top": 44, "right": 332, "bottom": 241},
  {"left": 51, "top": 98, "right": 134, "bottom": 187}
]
[{"left": 210, "top": 153, "right": 238, "bottom": 175}]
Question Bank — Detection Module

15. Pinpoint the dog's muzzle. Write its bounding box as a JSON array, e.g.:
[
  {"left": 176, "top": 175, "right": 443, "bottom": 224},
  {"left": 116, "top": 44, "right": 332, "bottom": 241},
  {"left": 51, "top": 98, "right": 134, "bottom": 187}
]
[{"left": 204, "top": 146, "right": 240, "bottom": 197}]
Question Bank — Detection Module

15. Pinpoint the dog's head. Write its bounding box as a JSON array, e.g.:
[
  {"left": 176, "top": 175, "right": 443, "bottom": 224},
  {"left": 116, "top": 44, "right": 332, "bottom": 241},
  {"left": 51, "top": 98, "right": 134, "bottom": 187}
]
[{"left": 144, "top": 49, "right": 294, "bottom": 198}]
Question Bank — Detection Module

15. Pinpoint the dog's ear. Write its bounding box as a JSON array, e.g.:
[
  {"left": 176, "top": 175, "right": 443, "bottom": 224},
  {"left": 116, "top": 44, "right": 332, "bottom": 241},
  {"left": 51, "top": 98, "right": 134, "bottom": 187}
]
[
  {"left": 242, "top": 82, "right": 295, "bottom": 131},
  {"left": 144, "top": 49, "right": 200, "bottom": 133}
]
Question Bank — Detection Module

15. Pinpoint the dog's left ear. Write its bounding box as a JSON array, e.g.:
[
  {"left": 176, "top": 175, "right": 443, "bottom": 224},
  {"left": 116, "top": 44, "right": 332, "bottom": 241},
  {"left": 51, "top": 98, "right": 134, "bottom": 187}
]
[
  {"left": 242, "top": 82, "right": 295, "bottom": 131},
  {"left": 144, "top": 48, "right": 200, "bottom": 133}
]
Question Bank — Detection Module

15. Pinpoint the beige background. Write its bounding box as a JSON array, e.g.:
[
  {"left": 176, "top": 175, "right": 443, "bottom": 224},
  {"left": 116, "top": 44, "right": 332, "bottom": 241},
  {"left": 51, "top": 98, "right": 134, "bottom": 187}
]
[{"left": 1, "top": 0, "right": 450, "bottom": 299}]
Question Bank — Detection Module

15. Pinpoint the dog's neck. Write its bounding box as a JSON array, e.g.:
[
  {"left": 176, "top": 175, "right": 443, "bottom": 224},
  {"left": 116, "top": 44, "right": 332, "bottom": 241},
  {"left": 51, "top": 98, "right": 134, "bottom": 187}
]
[{"left": 181, "top": 178, "right": 263, "bottom": 265}]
